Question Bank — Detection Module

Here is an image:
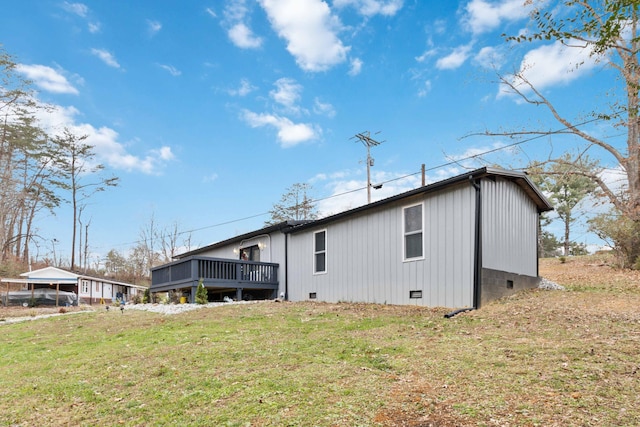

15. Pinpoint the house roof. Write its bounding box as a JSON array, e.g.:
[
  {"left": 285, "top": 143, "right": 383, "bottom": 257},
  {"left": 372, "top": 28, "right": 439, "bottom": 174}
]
[
  {"left": 175, "top": 220, "right": 312, "bottom": 259},
  {"left": 176, "top": 167, "right": 552, "bottom": 256},
  {"left": 285, "top": 167, "right": 553, "bottom": 234},
  {"left": 4, "top": 266, "right": 147, "bottom": 289}
]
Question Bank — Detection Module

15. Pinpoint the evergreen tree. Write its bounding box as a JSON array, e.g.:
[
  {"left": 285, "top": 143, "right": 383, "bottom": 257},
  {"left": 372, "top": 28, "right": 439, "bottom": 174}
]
[{"left": 195, "top": 279, "right": 208, "bottom": 304}]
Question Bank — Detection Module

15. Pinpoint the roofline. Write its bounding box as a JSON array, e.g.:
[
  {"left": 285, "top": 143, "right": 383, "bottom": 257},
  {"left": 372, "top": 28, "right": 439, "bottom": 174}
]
[
  {"left": 175, "top": 220, "right": 312, "bottom": 259},
  {"left": 286, "top": 167, "right": 553, "bottom": 234},
  {"left": 16, "top": 266, "right": 146, "bottom": 289}
]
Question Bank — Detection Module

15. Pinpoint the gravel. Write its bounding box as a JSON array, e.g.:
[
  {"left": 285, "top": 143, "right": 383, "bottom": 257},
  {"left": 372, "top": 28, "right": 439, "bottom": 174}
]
[
  {"left": 538, "top": 277, "right": 566, "bottom": 291},
  {"left": 122, "top": 300, "right": 261, "bottom": 315}
]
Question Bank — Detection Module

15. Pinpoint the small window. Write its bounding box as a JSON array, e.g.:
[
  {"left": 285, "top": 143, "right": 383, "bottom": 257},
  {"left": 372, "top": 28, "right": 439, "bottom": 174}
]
[
  {"left": 309, "top": 292, "right": 317, "bottom": 299},
  {"left": 409, "top": 290, "right": 423, "bottom": 299},
  {"left": 314, "top": 230, "right": 327, "bottom": 274},
  {"left": 403, "top": 203, "right": 423, "bottom": 260}
]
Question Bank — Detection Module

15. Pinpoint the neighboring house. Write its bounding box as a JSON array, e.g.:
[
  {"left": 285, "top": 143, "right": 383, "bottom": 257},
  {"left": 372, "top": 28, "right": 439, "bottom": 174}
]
[
  {"left": 1, "top": 266, "right": 147, "bottom": 306},
  {"left": 151, "top": 167, "right": 553, "bottom": 309}
]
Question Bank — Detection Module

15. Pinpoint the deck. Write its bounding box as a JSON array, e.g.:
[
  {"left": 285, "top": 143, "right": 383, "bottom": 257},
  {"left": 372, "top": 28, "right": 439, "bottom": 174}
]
[{"left": 150, "top": 256, "right": 279, "bottom": 302}]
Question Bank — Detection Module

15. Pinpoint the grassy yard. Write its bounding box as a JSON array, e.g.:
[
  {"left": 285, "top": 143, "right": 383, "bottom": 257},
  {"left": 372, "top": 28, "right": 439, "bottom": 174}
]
[{"left": 1, "top": 256, "right": 639, "bottom": 426}]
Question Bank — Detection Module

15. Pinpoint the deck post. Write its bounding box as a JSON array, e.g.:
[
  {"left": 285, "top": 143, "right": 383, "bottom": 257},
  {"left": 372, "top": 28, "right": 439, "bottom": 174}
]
[
  {"left": 191, "top": 282, "right": 198, "bottom": 304},
  {"left": 191, "top": 258, "right": 198, "bottom": 282}
]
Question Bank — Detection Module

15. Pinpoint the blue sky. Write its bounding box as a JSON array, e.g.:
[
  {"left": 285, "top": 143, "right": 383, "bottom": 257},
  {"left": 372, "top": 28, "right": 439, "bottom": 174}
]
[{"left": 0, "top": 0, "right": 620, "bottom": 264}]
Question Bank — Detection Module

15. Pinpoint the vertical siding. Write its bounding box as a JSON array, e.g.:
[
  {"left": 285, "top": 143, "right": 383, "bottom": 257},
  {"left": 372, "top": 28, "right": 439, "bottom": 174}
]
[
  {"left": 288, "top": 183, "right": 476, "bottom": 308},
  {"left": 482, "top": 178, "right": 538, "bottom": 276}
]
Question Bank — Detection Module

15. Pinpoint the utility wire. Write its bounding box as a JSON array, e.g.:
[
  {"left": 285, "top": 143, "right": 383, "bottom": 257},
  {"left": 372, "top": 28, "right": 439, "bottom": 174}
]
[{"left": 113, "top": 113, "right": 619, "bottom": 249}]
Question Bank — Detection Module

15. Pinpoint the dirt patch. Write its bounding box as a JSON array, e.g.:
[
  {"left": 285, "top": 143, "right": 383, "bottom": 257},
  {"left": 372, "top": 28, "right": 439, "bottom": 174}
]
[{"left": 374, "top": 255, "right": 640, "bottom": 426}]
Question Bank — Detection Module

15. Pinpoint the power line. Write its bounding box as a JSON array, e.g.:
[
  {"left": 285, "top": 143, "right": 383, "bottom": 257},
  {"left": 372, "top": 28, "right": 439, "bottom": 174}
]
[{"left": 112, "top": 114, "right": 618, "bottom": 250}]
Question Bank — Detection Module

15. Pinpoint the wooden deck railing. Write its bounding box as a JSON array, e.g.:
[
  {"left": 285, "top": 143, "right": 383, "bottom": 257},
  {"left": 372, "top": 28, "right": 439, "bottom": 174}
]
[{"left": 150, "top": 256, "right": 279, "bottom": 293}]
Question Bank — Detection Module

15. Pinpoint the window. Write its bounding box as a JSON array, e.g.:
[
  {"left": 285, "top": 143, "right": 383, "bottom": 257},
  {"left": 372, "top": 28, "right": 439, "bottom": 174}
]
[
  {"left": 239, "top": 245, "right": 260, "bottom": 261},
  {"left": 313, "top": 230, "right": 327, "bottom": 274},
  {"left": 81, "top": 281, "right": 89, "bottom": 294},
  {"left": 403, "top": 203, "right": 423, "bottom": 260}
]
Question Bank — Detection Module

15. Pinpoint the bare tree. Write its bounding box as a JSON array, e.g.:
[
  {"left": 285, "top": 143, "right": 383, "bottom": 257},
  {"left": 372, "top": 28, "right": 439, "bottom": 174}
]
[
  {"left": 471, "top": 1, "right": 640, "bottom": 260},
  {"left": 50, "top": 128, "right": 119, "bottom": 270},
  {"left": 139, "top": 212, "right": 161, "bottom": 275},
  {"left": 159, "top": 221, "right": 191, "bottom": 262}
]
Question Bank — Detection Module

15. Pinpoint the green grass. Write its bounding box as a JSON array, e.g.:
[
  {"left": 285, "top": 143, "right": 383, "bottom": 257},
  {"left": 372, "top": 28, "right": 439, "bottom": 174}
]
[{"left": 1, "top": 261, "right": 640, "bottom": 426}]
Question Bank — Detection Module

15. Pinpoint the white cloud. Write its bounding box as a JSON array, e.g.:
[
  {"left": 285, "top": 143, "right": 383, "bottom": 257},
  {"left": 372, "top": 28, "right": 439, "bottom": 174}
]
[
  {"left": 462, "top": 0, "right": 532, "bottom": 35},
  {"left": 228, "top": 23, "right": 263, "bottom": 48},
  {"left": 417, "top": 80, "right": 432, "bottom": 97},
  {"left": 270, "top": 78, "right": 303, "bottom": 109},
  {"left": 79, "top": 124, "right": 174, "bottom": 174},
  {"left": 333, "top": 0, "right": 404, "bottom": 16},
  {"left": 436, "top": 44, "right": 472, "bottom": 70},
  {"left": 225, "top": 0, "right": 250, "bottom": 21},
  {"left": 88, "top": 22, "right": 101, "bottom": 33},
  {"left": 30, "top": 101, "right": 173, "bottom": 175},
  {"left": 241, "top": 110, "right": 318, "bottom": 147},
  {"left": 61, "top": 2, "right": 100, "bottom": 34},
  {"left": 91, "top": 48, "right": 121, "bottom": 68},
  {"left": 16, "top": 64, "right": 79, "bottom": 95},
  {"left": 158, "top": 146, "right": 175, "bottom": 161},
  {"left": 415, "top": 48, "right": 438, "bottom": 63},
  {"left": 313, "top": 98, "right": 336, "bottom": 117},
  {"left": 147, "top": 20, "right": 162, "bottom": 36},
  {"left": 205, "top": 7, "right": 217, "bottom": 18},
  {"left": 599, "top": 165, "right": 627, "bottom": 198},
  {"left": 228, "top": 78, "right": 257, "bottom": 96},
  {"left": 500, "top": 41, "right": 598, "bottom": 97},
  {"left": 158, "top": 64, "right": 181, "bottom": 76},
  {"left": 312, "top": 168, "right": 423, "bottom": 217},
  {"left": 450, "top": 142, "right": 508, "bottom": 163},
  {"left": 61, "top": 1, "right": 88, "bottom": 17},
  {"left": 473, "top": 46, "right": 504, "bottom": 69},
  {"left": 224, "top": 0, "right": 263, "bottom": 49},
  {"left": 349, "top": 58, "right": 363, "bottom": 76},
  {"left": 258, "top": 0, "right": 350, "bottom": 72},
  {"left": 203, "top": 172, "right": 219, "bottom": 183}
]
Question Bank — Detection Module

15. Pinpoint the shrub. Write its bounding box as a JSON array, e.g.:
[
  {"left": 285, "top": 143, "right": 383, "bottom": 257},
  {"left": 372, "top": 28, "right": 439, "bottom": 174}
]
[
  {"left": 195, "top": 279, "right": 208, "bottom": 304},
  {"left": 589, "top": 211, "right": 640, "bottom": 268}
]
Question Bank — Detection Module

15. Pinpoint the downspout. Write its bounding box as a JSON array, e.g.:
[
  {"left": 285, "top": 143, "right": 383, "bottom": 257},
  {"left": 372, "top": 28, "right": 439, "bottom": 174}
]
[
  {"left": 471, "top": 176, "right": 482, "bottom": 310},
  {"left": 444, "top": 176, "right": 482, "bottom": 318},
  {"left": 284, "top": 232, "right": 289, "bottom": 300}
]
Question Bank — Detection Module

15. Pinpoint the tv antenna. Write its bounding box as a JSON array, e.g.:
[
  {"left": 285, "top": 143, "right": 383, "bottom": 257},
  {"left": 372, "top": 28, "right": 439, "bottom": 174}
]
[{"left": 351, "top": 131, "right": 385, "bottom": 203}]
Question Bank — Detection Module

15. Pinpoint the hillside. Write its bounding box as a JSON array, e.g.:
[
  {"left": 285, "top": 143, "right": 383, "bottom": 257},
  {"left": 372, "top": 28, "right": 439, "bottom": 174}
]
[{"left": 0, "top": 255, "right": 639, "bottom": 426}]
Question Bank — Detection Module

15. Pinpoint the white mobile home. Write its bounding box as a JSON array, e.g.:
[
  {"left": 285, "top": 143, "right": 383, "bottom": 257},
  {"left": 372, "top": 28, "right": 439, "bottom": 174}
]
[
  {"left": 151, "top": 167, "right": 552, "bottom": 309},
  {"left": 1, "top": 266, "right": 146, "bottom": 306}
]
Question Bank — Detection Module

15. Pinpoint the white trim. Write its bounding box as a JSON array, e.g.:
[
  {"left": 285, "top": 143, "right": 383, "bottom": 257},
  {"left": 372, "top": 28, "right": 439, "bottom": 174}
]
[
  {"left": 313, "top": 229, "right": 327, "bottom": 275},
  {"left": 0, "top": 278, "right": 75, "bottom": 284},
  {"left": 402, "top": 202, "right": 425, "bottom": 262}
]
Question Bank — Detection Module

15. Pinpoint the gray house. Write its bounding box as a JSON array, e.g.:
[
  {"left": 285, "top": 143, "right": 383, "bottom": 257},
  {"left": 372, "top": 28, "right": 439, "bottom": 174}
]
[{"left": 151, "top": 167, "right": 552, "bottom": 309}]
